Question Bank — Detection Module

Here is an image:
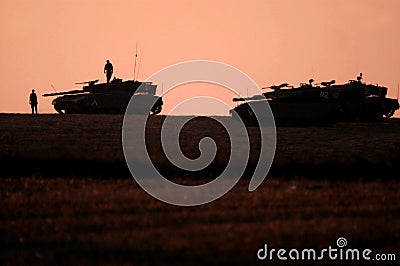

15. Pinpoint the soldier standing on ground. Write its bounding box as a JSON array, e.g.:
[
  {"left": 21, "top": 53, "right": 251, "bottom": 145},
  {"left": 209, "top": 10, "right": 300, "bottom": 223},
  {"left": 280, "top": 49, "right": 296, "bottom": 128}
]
[
  {"left": 104, "top": 60, "right": 113, "bottom": 83},
  {"left": 29, "top": 89, "right": 38, "bottom": 114}
]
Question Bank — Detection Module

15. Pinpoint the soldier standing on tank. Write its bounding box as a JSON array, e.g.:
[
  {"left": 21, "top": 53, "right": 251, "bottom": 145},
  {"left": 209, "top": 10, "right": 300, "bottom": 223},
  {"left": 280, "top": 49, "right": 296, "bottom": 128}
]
[
  {"left": 357, "top": 73, "right": 363, "bottom": 83},
  {"left": 104, "top": 60, "right": 113, "bottom": 83},
  {"left": 29, "top": 89, "right": 38, "bottom": 114}
]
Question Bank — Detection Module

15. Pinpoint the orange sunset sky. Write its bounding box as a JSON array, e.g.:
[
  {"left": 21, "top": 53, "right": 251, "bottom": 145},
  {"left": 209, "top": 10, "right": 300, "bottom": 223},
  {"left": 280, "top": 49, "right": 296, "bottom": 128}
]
[{"left": 1, "top": 0, "right": 400, "bottom": 115}]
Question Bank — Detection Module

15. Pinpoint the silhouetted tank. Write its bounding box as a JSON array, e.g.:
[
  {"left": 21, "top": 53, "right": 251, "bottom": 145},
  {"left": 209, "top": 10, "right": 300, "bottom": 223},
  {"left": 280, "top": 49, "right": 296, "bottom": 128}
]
[
  {"left": 43, "top": 78, "right": 163, "bottom": 115},
  {"left": 231, "top": 74, "right": 399, "bottom": 125}
]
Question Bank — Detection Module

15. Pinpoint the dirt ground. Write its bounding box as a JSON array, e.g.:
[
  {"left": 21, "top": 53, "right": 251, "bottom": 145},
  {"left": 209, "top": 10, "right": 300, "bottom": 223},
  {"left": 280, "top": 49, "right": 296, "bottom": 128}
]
[{"left": 0, "top": 114, "right": 399, "bottom": 265}]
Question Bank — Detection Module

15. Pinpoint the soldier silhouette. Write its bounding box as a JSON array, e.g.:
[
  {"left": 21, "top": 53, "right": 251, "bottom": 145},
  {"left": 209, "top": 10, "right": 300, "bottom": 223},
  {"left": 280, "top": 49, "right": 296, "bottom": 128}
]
[
  {"left": 357, "top": 73, "right": 363, "bottom": 83},
  {"left": 104, "top": 60, "right": 113, "bottom": 83},
  {"left": 29, "top": 89, "right": 38, "bottom": 114}
]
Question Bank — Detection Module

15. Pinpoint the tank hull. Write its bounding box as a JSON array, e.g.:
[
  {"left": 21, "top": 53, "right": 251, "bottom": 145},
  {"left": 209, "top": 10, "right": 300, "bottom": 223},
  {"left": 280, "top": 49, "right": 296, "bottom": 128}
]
[
  {"left": 46, "top": 79, "right": 163, "bottom": 115},
  {"left": 231, "top": 101, "right": 340, "bottom": 126},
  {"left": 231, "top": 97, "right": 399, "bottom": 126},
  {"left": 338, "top": 97, "right": 399, "bottom": 122},
  {"left": 53, "top": 93, "right": 162, "bottom": 115}
]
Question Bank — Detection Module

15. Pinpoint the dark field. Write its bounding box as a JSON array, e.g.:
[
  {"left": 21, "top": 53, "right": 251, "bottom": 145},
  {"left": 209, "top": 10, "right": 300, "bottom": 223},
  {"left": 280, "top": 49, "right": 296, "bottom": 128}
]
[{"left": 1, "top": 114, "right": 400, "bottom": 265}]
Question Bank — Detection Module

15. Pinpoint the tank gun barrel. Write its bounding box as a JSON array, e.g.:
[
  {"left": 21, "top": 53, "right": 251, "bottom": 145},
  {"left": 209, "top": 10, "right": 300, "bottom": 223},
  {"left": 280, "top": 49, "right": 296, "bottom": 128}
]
[
  {"left": 233, "top": 95, "right": 265, "bottom": 102},
  {"left": 42, "top": 89, "right": 85, "bottom": 97}
]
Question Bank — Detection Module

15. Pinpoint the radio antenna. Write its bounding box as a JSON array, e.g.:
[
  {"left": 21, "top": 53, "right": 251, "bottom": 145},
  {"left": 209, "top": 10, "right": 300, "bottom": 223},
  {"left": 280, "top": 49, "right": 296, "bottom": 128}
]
[
  {"left": 51, "top": 84, "right": 58, "bottom": 93},
  {"left": 133, "top": 41, "right": 138, "bottom": 81},
  {"left": 397, "top": 83, "right": 399, "bottom": 101},
  {"left": 137, "top": 46, "right": 144, "bottom": 81}
]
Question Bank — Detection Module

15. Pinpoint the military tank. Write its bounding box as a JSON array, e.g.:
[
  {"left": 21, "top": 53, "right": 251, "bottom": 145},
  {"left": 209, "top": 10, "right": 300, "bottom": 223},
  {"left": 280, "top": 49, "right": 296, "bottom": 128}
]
[
  {"left": 43, "top": 78, "right": 163, "bottom": 115},
  {"left": 231, "top": 74, "right": 399, "bottom": 126}
]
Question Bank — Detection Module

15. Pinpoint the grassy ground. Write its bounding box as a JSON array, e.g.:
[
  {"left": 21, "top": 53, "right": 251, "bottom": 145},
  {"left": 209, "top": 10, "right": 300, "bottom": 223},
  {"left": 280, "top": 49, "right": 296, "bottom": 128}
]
[
  {"left": 1, "top": 114, "right": 399, "bottom": 169},
  {"left": 1, "top": 177, "right": 399, "bottom": 265},
  {"left": 0, "top": 114, "right": 399, "bottom": 265}
]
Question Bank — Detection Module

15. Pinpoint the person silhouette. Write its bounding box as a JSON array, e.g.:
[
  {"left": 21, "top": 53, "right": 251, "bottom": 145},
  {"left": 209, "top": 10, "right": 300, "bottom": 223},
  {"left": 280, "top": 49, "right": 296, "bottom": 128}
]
[
  {"left": 104, "top": 60, "right": 113, "bottom": 83},
  {"left": 357, "top": 73, "right": 363, "bottom": 83},
  {"left": 29, "top": 89, "right": 38, "bottom": 114}
]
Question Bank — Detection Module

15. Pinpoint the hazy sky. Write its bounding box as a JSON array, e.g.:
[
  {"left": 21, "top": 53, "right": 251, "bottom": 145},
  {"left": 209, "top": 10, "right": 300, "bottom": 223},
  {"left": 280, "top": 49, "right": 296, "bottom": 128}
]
[{"left": 1, "top": 0, "right": 400, "bottom": 115}]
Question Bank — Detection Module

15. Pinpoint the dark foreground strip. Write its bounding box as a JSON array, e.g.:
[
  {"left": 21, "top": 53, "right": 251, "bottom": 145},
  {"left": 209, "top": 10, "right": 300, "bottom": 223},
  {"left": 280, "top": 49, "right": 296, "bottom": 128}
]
[{"left": 0, "top": 157, "right": 397, "bottom": 180}]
